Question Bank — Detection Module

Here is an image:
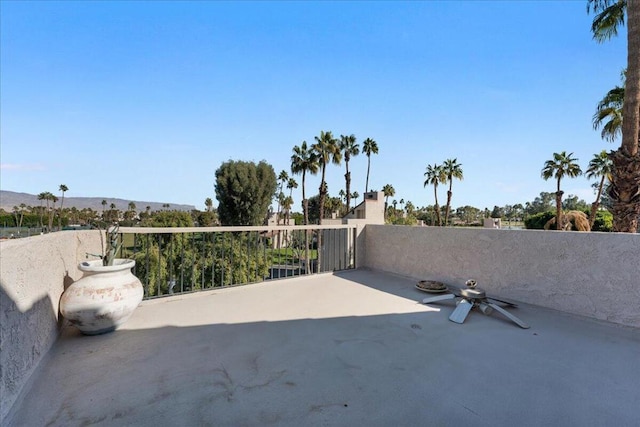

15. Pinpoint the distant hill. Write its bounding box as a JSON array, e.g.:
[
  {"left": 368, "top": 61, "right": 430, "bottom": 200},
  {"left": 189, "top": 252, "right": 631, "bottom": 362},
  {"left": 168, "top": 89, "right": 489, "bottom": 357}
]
[{"left": 0, "top": 190, "right": 196, "bottom": 212}]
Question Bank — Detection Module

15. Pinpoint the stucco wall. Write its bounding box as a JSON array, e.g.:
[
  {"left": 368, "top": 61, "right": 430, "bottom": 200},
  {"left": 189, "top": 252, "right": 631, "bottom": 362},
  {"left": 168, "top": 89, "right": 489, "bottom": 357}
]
[
  {"left": 363, "top": 225, "right": 640, "bottom": 328},
  {"left": 0, "top": 230, "right": 102, "bottom": 424}
]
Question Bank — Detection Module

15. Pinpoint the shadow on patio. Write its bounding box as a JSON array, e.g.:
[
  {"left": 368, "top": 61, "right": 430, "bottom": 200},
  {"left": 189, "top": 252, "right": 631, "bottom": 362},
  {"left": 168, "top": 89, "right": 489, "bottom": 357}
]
[{"left": 9, "top": 270, "right": 640, "bottom": 426}]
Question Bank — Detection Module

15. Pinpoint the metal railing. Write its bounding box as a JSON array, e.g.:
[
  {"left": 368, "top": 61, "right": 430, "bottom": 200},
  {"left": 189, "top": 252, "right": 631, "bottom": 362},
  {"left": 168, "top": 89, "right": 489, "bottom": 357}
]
[{"left": 116, "top": 225, "right": 357, "bottom": 299}]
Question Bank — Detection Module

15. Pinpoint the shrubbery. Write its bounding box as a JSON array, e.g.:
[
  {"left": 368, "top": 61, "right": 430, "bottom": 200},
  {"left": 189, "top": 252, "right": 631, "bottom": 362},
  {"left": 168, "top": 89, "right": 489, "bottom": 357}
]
[{"left": 524, "top": 210, "right": 612, "bottom": 232}]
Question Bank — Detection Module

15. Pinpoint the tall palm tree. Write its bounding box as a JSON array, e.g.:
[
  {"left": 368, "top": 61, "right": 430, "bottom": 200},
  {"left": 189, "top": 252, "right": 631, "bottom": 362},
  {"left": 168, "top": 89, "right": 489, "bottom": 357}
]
[
  {"left": 276, "top": 170, "right": 289, "bottom": 225},
  {"left": 424, "top": 164, "right": 445, "bottom": 226},
  {"left": 614, "top": 0, "right": 640, "bottom": 232},
  {"left": 312, "top": 130, "right": 341, "bottom": 224},
  {"left": 280, "top": 196, "right": 294, "bottom": 225},
  {"left": 352, "top": 191, "right": 359, "bottom": 208},
  {"left": 586, "top": 150, "right": 614, "bottom": 228},
  {"left": 589, "top": 0, "right": 640, "bottom": 232},
  {"left": 541, "top": 151, "right": 583, "bottom": 230},
  {"left": 338, "top": 189, "right": 346, "bottom": 206},
  {"left": 48, "top": 194, "right": 58, "bottom": 231},
  {"left": 363, "top": 138, "right": 379, "bottom": 194},
  {"left": 37, "top": 192, "right": 47, "bottom": 228},
  {"left": 291, "top": 141, "right": 319, "bottom": 225},
  {"left": 339, "top": 134, "right": 359, "bottom": 211},
  {"left": 382, "top": 184, "right": 395, "bottom": 218},
  {"left": 291, "top": 141, "right": 319, "bottom": 275},
  {"left": 101, "top": 200, "right": 107, "bottom": 216},
  {"left": 287, "top": 177, "right": 298, "bottom": 199},
  {"left": 205, "top": 197, "right": 213, "bottom": 212},
  {"left": 442, "top": 158, "right": 464, "bottom": 226},
  {"left": 58, "top": 184, "right": 68, "bottom": 230},
  {"left": 18, "top": 203, "right": 27, "bottom": 229}
]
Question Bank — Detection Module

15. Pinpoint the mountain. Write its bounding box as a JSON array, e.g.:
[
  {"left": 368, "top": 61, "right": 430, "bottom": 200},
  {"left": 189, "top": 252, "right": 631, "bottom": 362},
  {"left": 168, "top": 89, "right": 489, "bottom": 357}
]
[{"left": 0, "top": 190, "right": 197, "bottom": 212}]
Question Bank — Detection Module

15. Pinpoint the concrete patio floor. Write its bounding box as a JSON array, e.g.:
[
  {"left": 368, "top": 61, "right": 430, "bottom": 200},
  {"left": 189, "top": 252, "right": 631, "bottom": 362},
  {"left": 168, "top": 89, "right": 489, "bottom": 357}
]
[{"left": 8, "top": 269, "right": 640, "bottom": 426}]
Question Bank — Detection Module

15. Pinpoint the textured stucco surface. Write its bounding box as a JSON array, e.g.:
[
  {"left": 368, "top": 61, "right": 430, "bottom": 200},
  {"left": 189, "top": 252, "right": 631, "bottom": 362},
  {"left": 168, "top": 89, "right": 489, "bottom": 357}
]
[
  {"left": 0, "top": 231, "right": 101, "bottom": 424},
  {"left": 364, "top": 225, "right": 640, "bottom": 328}
]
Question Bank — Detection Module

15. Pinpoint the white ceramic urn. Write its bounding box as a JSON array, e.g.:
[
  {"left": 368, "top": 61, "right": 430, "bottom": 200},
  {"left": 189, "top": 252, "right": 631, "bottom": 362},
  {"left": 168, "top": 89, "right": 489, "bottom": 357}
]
[{"left": 60, "top": 259, "right": 143, "bottom": 335}]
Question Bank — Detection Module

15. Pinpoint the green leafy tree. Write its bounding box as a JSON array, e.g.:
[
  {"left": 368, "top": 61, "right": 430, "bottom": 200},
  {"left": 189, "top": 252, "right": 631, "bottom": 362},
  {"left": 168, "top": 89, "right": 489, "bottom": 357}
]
[
  {"left": 527, "top": 192, "right": 556, "bottom": 214},
  {"left": 141, "top": 210, "right": 194, "bottom": 227},
  {"left": 524, "top": 211, "right": 556, "bottom": 230},
  {"left": 306, "top": 194, "right": 340, "bottom": 224},
  {"left": 490, "top": 205, "right": 504, "bottom": 219},
  {"left": 541, "top": 151, "right": 583, "bottom": 230},
  {"left": 562, "top": 195, "right": 589, "bottom": 211},
  {"left": 205, "top": 197, "right": 213, "bottom": 212},
  {"left": 457, "top": 205, "right": 481, "bottom": 225},
  {"left": 193, "top": 209, "right": 218, "bottom": 227},
  {"left": 362, "top": 138, "right": 379, "bottom": 193},
  {"left": 215, "top": 160, "right": 277, "bottom": 226},
  {"left": 442, "top": 158, "right": 464, "bottom": 226},
  {"left": 339, "top": 134, "right": 359, "bottom": 211},
  {"left": 424, "top": 164, "right": 445, "bottom": 226}
]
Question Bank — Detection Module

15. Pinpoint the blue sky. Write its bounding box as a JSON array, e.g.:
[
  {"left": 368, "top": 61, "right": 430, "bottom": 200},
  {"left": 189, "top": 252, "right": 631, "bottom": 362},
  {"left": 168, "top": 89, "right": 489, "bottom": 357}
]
[{"left": 0, "top": 1, "right": 627, "bottom": 211}]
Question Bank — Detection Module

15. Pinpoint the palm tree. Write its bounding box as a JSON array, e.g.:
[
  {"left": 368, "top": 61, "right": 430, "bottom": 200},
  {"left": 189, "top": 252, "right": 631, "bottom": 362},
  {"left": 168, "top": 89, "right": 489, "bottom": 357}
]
[
  {"left": 541, "top": 152, "right": 583, "bottom": 230},
  {"left": 291, "top": 141, "right": 319, "bottom": 225},
  {"left": 312, "top": 130, "right": 341, "bottom": 224},
  {"left": 405, "top": 201, "right": 415, "bottom": 216},
  {"left": 101, "top": 200, "right": 107, "bottom": 216},
  {"left": 362, "top": 138, "right": 379, "bottom": 194},
  {"left": 286, "top": 177, "right": 298, "bottom": 224},
  {"left": 339, "top": 134, "right": 359, "bottom": 212},
  {"left": 588, "top": 0, "right": 626, "bottom": 43},
  {"left": 589, "top": 0, "right": 640, "bottom": 232},
  {"left": 18, "top": 203, "right": 27, "bottom": 230},
  {"left": 281, "top": 196, "right": 294, "bottom": 225},
  {"left": 424, "top": 164, "right": 445, "bottom": 226},
  {"left": 352, "top": 191, "right": 359, "bottom": 208},
  {"left": 586, "top": 150, "right": 614, "bottom": 228},
  {"left": 593, "top": 79, "right": 624, "bottom": 142},
  {"left": 442, "top": 159, "right": 464, "bottom": 226},
  {"left": 205, "top": 197, "right": 213, "bottom": 212},
  {"left": 276, "top": 170, "right": 289, "bottom": 225},
  {"left": 382, "top": 184, "right": 395, "bottom": 218},
  {"left": 37, "top": 192, "right": 47, "bottom": 228},
  {"left": 291, "top": 141, "right": 319, "bottom": 275},
  {"left": 48, "top": 194, "right": 58, "bottom": 231},
  {"left": 58, "top": 184, "right": 68, "bottom": 230}
]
